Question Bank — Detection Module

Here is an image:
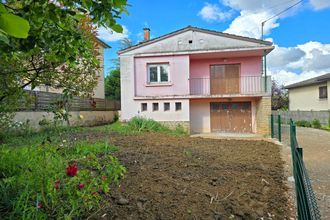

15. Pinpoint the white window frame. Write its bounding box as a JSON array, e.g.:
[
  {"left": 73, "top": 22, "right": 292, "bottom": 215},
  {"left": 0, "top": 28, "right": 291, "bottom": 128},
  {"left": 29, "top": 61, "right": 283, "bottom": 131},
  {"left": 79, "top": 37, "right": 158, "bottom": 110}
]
[{"left": 147, "top": 63, "right": 170, "bottom": 84}]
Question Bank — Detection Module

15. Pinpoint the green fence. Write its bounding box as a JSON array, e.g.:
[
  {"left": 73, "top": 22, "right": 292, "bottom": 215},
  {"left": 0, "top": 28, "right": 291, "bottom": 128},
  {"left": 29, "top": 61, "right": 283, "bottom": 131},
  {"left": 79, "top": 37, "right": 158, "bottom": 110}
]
[{"left": 270, "top": 114, "right": 321, "bottom": 220}]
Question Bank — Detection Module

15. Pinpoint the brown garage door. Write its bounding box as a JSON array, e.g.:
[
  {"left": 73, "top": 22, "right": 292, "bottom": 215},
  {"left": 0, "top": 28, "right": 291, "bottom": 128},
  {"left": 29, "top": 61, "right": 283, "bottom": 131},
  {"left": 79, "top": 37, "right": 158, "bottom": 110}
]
[{"left": 210, "top": 102, "right": 252, "bottom": 133}]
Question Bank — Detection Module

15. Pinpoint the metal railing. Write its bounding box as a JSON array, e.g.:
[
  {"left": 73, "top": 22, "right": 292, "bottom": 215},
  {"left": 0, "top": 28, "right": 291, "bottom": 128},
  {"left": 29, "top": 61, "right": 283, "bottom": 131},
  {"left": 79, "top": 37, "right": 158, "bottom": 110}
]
[
  {"left": 189, "top": 75, "right": 271, "bottom": 96},
  {"left": 270, "top": 114, "right": 321, "bottom": 220}
]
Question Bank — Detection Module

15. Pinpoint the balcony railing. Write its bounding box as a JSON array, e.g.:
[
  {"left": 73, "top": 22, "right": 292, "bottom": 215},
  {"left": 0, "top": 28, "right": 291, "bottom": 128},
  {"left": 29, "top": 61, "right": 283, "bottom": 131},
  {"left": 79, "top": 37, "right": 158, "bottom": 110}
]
[{"left": 189, "top": 75, "right": 271, "bottom": 96}]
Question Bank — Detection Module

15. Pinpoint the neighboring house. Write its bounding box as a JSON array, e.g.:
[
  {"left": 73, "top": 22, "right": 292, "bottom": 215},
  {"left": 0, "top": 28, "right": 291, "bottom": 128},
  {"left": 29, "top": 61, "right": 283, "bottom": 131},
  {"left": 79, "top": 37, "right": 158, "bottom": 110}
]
[
  {"left": 285, "top": 73, "right": 330, "bottom": 111},
  {"left": 32, "top": 38, "right": 110, "bottom": 99},
  {"left": 119, "top": 26, "right": 273, "bottom": 134}
]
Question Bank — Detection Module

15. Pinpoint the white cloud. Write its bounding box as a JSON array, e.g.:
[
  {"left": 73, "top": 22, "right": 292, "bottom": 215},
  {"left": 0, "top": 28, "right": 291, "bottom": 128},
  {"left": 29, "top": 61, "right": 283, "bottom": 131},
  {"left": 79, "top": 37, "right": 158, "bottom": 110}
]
[
  {"left": 269, "top": 41, "right": 330, "bottom": 85},
  {"left": 224, "top": 10, "right": 279, "bottom": 39},
  {"left": 197, "top": 0, "right": 330, "bottom": 85},
  {"left": 198, "top": 3, "right": 233, "bottom": 22},
  {"left": 310, "top": 0, "right": 330, "bottom": 10},
  {"left": 97, "top": 25, "right": 129, "bottom": 42},
  {"left": 221, "top": 0, "right": 303, "bottom": 39}
]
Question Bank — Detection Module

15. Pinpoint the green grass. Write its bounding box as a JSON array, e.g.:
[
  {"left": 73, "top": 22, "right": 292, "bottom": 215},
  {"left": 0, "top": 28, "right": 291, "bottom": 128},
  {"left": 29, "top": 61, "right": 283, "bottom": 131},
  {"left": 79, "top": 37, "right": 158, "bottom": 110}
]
[{"left": 0, "top": 117, "right": 187, "bottom": 218}]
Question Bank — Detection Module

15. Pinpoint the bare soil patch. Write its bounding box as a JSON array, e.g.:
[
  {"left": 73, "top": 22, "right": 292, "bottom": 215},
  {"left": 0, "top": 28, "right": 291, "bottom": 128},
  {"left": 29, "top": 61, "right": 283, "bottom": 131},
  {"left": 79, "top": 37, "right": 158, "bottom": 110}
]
[{"left": 89, "top": 132, "right": 290, "bottom": 219}]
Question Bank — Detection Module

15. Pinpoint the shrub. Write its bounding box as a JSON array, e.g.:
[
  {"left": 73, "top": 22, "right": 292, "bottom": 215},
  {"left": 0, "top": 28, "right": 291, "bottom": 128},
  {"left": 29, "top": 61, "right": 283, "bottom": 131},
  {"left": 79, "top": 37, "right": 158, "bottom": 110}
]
[
  {"left": 0, "top": 140, "right": 125, "bottom": 219},
  {"left": 312, "top": 119, "right": 321, "bottom": 129},
  {"left": 127, "top": 116, "right": 169, "bottom": 132},
  {"left": 295, "top": 120, "right": 311, "bottom": 127}
]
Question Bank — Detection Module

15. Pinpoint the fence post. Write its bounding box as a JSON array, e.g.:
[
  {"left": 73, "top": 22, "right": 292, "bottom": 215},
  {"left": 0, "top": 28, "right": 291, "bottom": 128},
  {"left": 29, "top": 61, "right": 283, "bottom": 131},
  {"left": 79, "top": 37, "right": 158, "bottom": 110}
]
[
  {"left": 278, "top": 114, "right": 281, "bottom": 142},
  {"left": 297, "top": 148, "right": 303, "bottom": 160},
  {"left": 270, "top": 114, "right": 274, "bottom": 138}
]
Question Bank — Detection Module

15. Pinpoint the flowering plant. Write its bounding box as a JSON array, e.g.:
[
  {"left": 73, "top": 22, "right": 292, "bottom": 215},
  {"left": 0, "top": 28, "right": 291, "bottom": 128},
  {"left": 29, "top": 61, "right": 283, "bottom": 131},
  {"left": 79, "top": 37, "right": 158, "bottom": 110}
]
[
  {"left": 0, "top": 140, "right": 126, "bottom": 219},
  {"left": 66, "top": 164, "right": 78, "bottom": 177}
]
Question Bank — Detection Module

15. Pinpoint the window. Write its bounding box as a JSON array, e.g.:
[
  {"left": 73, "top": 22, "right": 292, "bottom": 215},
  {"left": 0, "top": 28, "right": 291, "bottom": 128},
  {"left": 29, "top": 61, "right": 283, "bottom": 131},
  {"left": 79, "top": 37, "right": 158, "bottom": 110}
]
[
  {"left": 147, "top": 64, "right": 169, "bottom": 83},
  {"left": 164, "top": 102, "right": 170, "bottom": 111},
  {"left": 141, "top": 103, "right": 147, "bottom": 112},
  {"left": 152, "top": 103, "right": 159, "bottom": 111},
  {"left": 175, "top": 102, "right": 182, "bottom": 111},
  {"left": 319, "top": 86, "right": 328, "bottom": 99}
]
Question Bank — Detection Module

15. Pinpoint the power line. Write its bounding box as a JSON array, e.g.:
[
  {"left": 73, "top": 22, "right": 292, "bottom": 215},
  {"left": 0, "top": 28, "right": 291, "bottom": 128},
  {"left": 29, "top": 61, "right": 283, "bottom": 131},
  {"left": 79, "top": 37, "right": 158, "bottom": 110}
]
[
  {"left": 266, "top": 0, "right": 298, "bottom": 12},
  {"left": 261, "top": 0, "right": 303, "bottom": 39}
]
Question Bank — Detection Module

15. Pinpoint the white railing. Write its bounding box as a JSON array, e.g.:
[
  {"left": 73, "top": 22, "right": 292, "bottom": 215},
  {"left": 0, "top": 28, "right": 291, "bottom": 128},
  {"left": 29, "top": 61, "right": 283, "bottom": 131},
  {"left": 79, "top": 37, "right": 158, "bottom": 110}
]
[{"left": 189, "top": 75, "right": 271, "bottom": 96}]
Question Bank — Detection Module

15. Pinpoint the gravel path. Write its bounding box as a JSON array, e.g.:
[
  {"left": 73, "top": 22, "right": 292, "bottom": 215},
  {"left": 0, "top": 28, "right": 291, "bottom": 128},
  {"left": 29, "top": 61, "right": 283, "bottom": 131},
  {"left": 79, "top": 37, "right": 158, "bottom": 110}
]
[{"left": 286, "top": 127, "right": 330, "bottom": 219}]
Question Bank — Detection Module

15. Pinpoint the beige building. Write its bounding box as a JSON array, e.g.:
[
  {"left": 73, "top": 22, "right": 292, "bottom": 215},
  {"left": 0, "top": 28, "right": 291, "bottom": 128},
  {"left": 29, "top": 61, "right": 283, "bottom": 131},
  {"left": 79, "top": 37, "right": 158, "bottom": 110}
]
[
  {"left": 285, "top": 73, "right": 330, "bottom": 111},
  {"left": 34, "top": 38, "right": 110, "bottom": 99}
]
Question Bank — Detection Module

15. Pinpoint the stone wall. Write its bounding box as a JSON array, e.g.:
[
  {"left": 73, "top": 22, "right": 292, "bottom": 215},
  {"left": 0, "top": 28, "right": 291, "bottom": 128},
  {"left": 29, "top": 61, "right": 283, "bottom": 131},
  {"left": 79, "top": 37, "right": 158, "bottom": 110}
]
[
  {"left": 272, "top": 110, "right": 330, "bottom": 125},
  {"left": 14, "top": 111, "right": 117, "bottom": 130},
  {"left": 256, "top": 97, "right": 271, "bottom": 135}
]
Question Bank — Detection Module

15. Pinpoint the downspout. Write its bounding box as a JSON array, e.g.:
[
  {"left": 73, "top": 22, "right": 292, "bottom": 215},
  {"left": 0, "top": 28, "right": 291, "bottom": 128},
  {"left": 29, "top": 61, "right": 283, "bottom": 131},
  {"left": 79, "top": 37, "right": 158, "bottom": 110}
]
[{"left": 264, "top": 49, "right": 267, "bottom": 93}]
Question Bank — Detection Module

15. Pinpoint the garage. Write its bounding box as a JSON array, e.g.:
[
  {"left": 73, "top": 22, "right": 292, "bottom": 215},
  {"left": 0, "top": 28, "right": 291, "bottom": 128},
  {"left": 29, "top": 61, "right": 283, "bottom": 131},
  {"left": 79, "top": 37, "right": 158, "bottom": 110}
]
[{"left": 210, "top": 102, "right": 252, "bottom": 133}]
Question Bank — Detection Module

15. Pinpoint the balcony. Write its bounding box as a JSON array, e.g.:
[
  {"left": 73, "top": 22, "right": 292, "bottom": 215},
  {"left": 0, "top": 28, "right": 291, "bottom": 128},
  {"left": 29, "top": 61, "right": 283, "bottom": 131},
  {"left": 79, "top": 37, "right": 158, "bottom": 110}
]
[{"left": 189, "top": 75, "right": 271, "bottom": 97}]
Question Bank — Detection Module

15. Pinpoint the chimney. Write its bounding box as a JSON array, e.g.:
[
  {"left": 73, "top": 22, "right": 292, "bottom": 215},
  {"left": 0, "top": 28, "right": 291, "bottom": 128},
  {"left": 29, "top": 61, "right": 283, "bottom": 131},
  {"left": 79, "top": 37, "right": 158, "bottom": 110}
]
[{"left": 143, "top": 28, "right": 150, "bottom": 41}]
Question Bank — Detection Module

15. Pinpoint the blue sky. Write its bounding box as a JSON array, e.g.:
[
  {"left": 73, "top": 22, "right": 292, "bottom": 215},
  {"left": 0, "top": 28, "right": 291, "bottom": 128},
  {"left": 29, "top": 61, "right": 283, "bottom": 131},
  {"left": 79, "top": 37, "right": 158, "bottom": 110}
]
[{"left": 98, "top": 0, "right": 330, "bottom": 85}]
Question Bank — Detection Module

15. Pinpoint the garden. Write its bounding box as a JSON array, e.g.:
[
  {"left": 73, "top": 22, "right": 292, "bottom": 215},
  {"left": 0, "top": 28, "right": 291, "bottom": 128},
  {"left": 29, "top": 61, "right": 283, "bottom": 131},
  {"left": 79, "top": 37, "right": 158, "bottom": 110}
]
[{"left": 0, "top": 118, "right": 292, "bottom": 219}]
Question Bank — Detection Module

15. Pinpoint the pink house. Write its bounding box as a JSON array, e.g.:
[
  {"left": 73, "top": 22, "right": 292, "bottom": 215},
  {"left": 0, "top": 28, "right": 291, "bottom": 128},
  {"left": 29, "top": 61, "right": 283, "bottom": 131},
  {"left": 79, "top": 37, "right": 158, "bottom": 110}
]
[{"left": 119, "top": 26, "right": 273, "bottom": 134}]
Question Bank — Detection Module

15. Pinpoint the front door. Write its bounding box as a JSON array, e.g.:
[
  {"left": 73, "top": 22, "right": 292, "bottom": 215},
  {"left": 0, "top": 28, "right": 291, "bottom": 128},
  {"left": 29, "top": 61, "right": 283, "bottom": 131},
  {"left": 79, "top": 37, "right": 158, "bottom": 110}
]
[
  {"left": 210, "top": 64, "right": 240, "bottom": 95},
  {"left": 210, "top": 102, "right": 252, "bottom": 133}
]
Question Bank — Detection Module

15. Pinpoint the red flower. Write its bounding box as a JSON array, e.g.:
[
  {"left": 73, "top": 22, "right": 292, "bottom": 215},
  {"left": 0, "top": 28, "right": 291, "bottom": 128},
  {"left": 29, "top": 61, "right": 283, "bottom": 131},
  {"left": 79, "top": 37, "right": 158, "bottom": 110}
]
[
  {"left": 66, "top": 164, "right": 78, "bottom": 177},
  {"left": 78, "top": 183, "right": 85, "bottom": 189},
  {"left": 92, "top": 192, "right": 98, "bottom": 197},
  {"left": 37, "top": 202, "right": 43, "bottom": 209},
  {"left": 102, "top": 176, "right": 107, "bottom": 181},
  {"left": 54, "top": 179, "right": 61, "bottom": 189}
]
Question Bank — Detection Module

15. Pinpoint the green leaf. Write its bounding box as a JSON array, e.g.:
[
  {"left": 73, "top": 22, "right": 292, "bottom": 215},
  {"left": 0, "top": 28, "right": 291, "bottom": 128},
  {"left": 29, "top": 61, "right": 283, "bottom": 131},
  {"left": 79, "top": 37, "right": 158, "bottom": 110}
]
[
  {"left": 0, "top": 13, "right": 30, "bottom": 38},
  {"left": 111, "top": 24, "right": 123, "bottom": 33},
  {"left": 0, "top": 32, "right": 9, "bottom": 44},
  {"left": 0, "top": 3, "right": 7, "bottom": 13}
]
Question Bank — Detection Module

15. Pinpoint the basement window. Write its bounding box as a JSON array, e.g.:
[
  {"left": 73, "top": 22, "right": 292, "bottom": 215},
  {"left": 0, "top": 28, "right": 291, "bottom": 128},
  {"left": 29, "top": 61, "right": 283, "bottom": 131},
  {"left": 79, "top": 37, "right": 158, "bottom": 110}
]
[
  {"left": 319, "top": 86, "right": 328, "bottom": 99},
  {"left": 152, "top": 103, "right": 159, "bottom": 111},
  {"left": 175, "top": 102, "right": 182, "bottom": 111},
  {"left": 164, "top": 102, "right": 170, "bottom": 111},
  {"left": 141, "top": 103, "right": 147, "bottom": 112}
]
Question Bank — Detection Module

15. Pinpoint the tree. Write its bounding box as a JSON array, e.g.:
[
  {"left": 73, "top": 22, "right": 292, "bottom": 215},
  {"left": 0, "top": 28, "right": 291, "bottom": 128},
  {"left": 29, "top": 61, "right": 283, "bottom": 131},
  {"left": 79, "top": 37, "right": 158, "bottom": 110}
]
[
  {"left": 104, "top": 37, "right": 132, "bottom": 100},
  {"left": 0, "top": 3, "right": 30, "bottom": 44},
  {"left": 0, "top": 0, "right": 128, "bottom": 113},
  {"left": 105, "top": 69, "right": 120, "bottom": 100},
  {"left": 271, "top": 80, "right": 289, "bottom": 110}
]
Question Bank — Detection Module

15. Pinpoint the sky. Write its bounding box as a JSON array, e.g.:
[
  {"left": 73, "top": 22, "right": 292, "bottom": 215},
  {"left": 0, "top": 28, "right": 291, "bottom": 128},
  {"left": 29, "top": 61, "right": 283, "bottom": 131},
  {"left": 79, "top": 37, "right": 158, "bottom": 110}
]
[{"left": 97, "top": 0, "right": 330, "bottom": 85}]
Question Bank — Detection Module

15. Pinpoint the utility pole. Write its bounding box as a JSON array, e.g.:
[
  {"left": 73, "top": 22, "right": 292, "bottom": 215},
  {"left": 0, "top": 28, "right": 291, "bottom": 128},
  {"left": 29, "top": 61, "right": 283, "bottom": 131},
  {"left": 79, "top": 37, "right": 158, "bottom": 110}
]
[{"left": 260, "top": 0, "right": 303, "bottom": 92}]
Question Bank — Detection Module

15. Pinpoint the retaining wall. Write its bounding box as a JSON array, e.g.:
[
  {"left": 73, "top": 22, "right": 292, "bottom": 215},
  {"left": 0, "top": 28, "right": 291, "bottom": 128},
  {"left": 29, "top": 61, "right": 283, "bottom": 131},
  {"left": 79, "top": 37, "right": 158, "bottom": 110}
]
[{"left": 14, "top": 111, "right": 117, "bottom": 129}]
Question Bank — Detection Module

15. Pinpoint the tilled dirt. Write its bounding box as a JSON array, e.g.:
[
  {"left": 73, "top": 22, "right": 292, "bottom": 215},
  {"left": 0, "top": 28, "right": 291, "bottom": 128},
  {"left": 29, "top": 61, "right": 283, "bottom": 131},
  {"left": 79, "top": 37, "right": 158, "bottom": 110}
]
[{"left": 90, "top": 132, "right": 290, "bottom": 219}]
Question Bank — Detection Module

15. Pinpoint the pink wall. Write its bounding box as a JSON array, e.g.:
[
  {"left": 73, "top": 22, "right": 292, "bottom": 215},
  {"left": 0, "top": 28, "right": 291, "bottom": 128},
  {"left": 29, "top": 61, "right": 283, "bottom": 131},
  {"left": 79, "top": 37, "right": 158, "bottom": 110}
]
[
  {"left": 190, "top": 56, "right": 262, "bottom": 78},
  {"left": 135, "top": 55, "right": 190, "bottom": 96}
]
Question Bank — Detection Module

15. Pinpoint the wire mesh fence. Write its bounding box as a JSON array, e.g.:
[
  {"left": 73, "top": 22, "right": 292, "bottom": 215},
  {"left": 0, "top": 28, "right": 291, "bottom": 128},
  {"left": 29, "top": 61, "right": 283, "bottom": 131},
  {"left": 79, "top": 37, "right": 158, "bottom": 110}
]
[{"left": 270, "top": 114, "right": 321, "bottom": 220}]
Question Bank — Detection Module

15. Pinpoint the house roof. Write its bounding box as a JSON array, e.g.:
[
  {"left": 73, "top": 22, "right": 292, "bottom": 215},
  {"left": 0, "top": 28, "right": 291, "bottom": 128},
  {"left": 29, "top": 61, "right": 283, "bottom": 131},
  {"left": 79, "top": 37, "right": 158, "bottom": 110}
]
[
  {"left": 118, "top": 26, "right": 272, "bottom": 55},
  {"left": 96, "top": 37, "right": 111, "bottom": 48},
  {"left": 285, "top": 73, "right": 330, "bottom": 89}
]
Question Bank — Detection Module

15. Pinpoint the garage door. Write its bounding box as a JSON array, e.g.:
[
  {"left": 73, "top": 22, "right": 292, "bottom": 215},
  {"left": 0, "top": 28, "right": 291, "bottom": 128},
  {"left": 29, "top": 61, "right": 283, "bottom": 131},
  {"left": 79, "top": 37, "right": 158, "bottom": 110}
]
[{"left": 210, "top": 102, "right": 252, "bottom": 133}]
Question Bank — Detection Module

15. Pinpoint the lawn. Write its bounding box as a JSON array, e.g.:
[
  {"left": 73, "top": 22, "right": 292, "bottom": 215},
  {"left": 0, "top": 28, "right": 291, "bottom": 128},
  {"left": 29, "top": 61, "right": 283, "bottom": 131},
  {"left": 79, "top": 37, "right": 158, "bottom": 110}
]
[{"left": 0, "top": 120, "right": 290, "bottom": 219}]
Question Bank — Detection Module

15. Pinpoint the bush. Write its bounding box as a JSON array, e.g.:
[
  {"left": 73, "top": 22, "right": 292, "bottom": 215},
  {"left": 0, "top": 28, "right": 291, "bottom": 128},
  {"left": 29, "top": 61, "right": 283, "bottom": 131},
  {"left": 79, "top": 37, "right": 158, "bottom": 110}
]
[
  {"left": 312, "top": 119, "right": 321, "bottom": 129},
  {"left": 295, "top": 120, "right": 312, "bottom": 127},
  {"left": 127, "top": 116, "right": 169, "bottom": 132},
  {"left": 0, "top": 140, "right": 125, "bottom": 219}
]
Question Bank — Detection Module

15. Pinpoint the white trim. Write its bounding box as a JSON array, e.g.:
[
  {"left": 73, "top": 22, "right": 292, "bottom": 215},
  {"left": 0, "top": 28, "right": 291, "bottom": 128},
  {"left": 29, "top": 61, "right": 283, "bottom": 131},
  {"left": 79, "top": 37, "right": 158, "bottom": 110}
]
[
  {"left": 147, "top": 63, "right": 170, "bottom": 84},
  {"left": 135, "top": 46, "right": 274, "bottom": 58}
]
